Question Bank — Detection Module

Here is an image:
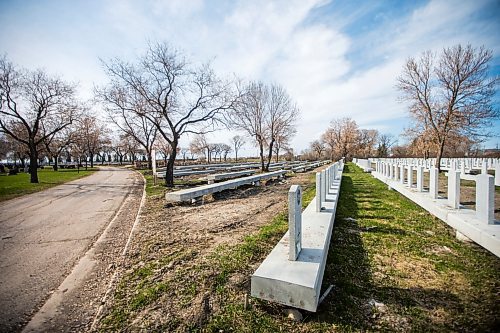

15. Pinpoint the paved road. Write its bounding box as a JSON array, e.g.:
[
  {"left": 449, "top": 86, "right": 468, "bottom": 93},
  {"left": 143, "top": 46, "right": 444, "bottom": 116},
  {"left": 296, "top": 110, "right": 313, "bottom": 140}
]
[{"left": 0, "top": 167, "right": 142, "bottom": 332}]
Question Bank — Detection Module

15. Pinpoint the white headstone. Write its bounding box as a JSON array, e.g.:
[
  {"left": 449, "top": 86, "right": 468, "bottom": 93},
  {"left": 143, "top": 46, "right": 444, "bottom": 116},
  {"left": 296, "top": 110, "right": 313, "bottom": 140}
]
[
  {"left": 316, "top": 172, "right": 322, "bottom": 212},
  {"left": 429, "top": 167, "right": 439, "bottom": 199},
  {"left": 447, "top": 170, "right": 461, "bottom": 209},
  {"left": 288, "top": 185, "right": 302, "bottom": 261},
  {"left": 321, "top": 170, "right": 327, "bottom": 204},
  {"left": 408, "top": 166, "right": 413, "bottom": 188},
  {"left": 481, "top": 160, "right": 488, "bottom": 174},
  {"left": 495, "top": 163, "right": 500, "bottom": 187},
  {"left": 476, "top": 174, "right": 494, "bottom": 224},
  {"left": 416, "top": 166, "right": 424, "bottom": 192}
]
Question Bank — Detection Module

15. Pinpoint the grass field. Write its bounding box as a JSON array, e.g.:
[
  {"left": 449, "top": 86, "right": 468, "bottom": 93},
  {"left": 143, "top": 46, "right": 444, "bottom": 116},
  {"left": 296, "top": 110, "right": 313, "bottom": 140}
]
[
  {"left": 200, "top": 164, "right": 500, "bottom": 332},
  {"left": 0, "top": 167, "right": 98, "bottom": 202},
  {"left": 100, "top": 163, "right": 500, "bottom": 332}
]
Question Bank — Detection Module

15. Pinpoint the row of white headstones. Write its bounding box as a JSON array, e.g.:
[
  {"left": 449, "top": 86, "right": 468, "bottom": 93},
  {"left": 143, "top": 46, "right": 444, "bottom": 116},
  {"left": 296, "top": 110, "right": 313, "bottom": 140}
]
[
  {"left": 288, "top": 160, "right": 344, "bottom": 261},
  {"left": 374, "top": 158, "right": 498, "bottom": 225}
]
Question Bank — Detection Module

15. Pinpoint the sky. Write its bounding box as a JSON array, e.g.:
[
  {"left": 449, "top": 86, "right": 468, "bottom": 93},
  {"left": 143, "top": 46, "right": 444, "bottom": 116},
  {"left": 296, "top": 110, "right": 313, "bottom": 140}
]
[{"left": 1, "top": 0, "right": 499, "bottom": 157}]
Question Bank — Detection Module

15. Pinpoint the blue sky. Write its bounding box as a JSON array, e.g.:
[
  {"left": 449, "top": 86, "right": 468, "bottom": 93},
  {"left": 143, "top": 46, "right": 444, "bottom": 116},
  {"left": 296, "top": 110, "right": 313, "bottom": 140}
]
[{"left": 1, "top": 0, "right": 499, "bottom": 155}]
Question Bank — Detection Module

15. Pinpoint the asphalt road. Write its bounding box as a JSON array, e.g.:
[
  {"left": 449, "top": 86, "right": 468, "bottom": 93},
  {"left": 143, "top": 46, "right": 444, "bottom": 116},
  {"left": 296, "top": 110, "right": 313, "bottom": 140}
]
[{"left": 0, "top": 167, "right": 142, "bottom": 332}]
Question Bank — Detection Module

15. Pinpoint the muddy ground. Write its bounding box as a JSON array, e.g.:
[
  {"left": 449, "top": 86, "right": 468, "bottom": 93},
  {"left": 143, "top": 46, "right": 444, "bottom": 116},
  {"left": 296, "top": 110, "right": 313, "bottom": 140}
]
[{"left": 93, "top": 169, "right": 316, "bottom": 331}]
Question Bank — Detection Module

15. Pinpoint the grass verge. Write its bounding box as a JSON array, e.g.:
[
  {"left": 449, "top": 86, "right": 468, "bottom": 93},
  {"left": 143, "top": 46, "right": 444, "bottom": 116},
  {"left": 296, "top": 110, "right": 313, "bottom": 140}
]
[{"left": 0, "top": 167, "right": 98, "bottom": 202}]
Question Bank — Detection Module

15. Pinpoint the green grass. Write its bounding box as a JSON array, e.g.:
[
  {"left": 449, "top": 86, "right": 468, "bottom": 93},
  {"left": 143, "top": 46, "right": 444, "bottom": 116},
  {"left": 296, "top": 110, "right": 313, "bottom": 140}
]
[
  {"left": 0, "top": 167, "right": 98, "bottom": 201},
  {"left": 205, "top": 163, "right": 500, "bottom": 332},
  {"left": 100, "top": 164, "right": 500, "bottom": 332}
]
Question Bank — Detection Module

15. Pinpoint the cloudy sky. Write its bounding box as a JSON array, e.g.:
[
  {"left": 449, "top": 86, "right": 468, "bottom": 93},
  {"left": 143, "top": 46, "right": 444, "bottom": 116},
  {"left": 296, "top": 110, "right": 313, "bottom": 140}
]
[{"left": 1, "top": 0, "right": 499, "bottom": 155}]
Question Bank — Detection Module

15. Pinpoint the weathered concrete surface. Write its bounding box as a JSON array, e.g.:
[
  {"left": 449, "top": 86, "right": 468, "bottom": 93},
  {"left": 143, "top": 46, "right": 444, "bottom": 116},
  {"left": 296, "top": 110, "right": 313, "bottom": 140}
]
[
  {"left": 251, "top": 165, "right": 343, "bottom": 312},
  {"left": 165, "top": 170, "right": 287, "bottom": 202},
  {"left": 372, "top": 171, "right": 500, "bottom": 257},
  {"left": 0, "top": 167, "right": 143, "bottom": 332}
]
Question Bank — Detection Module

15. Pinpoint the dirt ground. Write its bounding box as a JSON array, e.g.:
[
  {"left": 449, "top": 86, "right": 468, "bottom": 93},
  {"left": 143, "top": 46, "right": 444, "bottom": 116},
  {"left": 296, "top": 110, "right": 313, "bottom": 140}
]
[{"left": 93, "top": 169, "right": 317, "bottom": 331}]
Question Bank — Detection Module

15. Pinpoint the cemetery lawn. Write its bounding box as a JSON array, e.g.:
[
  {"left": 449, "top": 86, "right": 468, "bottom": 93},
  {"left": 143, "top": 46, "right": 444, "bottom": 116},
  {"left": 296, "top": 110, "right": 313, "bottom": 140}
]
[
  {"left": 0, "top": 168, "right": 98, "bottom": 202},
  {"left": 96, "top": 163, "right": 500, "bottom": 332}
]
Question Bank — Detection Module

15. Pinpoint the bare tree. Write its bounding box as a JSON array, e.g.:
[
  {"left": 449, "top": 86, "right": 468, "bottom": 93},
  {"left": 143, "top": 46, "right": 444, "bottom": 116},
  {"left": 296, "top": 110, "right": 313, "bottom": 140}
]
[
  {"left": 211, "top": 143, "right": 223, "bottom": 162},
  {"left": 154, "top": 137, "right": 175, "bottom": 167},
  {"left": 97, "top": 42, "right": 240, "bottom": 186},
  {"left": 111, "top": 137, "right": 127, "bottom": 165},
  {"left": 231, "top": 135, "right": 245, "bottom": 162},
  {"left": 42, "top": 126, "right": 75, "bottom": 171},
  {"left": 376, "top": 134, "right": 395, "bottom": 157},
  {"left": 264, "top": 84, "right": 299, "bottom": 170},
  {"left": 220, "top": 143, "right": 232, "bottom": 162},
  {"left": 231, "top": 81, "right": 268, "bottom": 170},
  {"left": 189, "top": 134, "right": 211, "bottom": 162},
  {"left": 0, "top": 56, "right": 80, "bottom": 182},
  {"left": 397, "top": 44, "right": 498, "bottom": 170},
  {"left": 103, "top": 102, "right": 158, "bottom": 169},
  {"left": 357, "top": 129, "right": 379, "bottom": 158},
  {"left": 230, "top": 81, "right": 298, "bottom": 171},
  {"left": 310, "top": 140, "right": 325, "bottom": 160},
  {"left": 0, "top": 134, "right": 8, "bottom": 162},
  {"left": 273, "top": 129, "right": 295, "bottom": 163},
  {"left": 321, "top": 117, "right": 359, "bottom": 161},
  {"left": 180, "top": 147, "right": 189, "bottom": 163},
  {"left": 74, "top": 116, "right": 110, "bottom": 169}
]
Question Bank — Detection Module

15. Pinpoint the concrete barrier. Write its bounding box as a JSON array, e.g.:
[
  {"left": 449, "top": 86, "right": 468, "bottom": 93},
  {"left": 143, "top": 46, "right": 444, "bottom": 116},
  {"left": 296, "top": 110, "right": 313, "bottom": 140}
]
[
  {"left": 165, "top": 170, "right": 287, "bottom": 203},
  {"left": 251, "top": 160, "right": 344, "bottom": 312},
  {"left": 206, "top": 170, "right": 257, "bottom": 184},
  {"left": 372, "top": 160, "right": 499, "bottom": 257}
]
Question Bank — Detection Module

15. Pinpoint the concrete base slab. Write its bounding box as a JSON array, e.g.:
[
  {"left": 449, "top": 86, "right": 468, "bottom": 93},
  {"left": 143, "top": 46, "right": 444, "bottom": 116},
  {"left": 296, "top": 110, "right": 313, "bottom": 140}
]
[
  {"left": 251, "top": 170, "right": 342, "bottom": 312},
  {"left": 373, "top": 172, "right": 500, "bottom": 257},
  {"left": 456, "top": 230, "right": 473, "bottom": 242},
  {"left": 165, "top": 170, "right": 287, "bottom": 202}
]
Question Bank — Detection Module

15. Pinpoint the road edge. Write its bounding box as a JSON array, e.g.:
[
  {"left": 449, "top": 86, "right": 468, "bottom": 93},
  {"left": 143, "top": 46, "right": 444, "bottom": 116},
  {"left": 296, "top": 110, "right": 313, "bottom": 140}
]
[
  {"left": 88, "top": 170, "right": 147, "bottom": 331},
  {"left": 21, "top": 169, "right": 146, "bottom": 333}
]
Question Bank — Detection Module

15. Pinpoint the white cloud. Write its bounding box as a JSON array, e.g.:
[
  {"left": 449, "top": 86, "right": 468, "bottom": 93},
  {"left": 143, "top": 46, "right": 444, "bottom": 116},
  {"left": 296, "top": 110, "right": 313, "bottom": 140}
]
[{"left": 1, "top": 0, "right": 498, "bottom": 154}]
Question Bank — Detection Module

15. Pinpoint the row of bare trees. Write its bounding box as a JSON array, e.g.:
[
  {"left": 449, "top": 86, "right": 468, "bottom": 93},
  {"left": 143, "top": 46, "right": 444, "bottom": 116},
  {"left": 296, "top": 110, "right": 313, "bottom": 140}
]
[
  {"left": 189, "top": 135, "right": 233, "bottom": 163},
  {"left": 1, "top": 42, "right": 300, "bottom": 185},
  {"left": 96, "top": 43, "right": 299, "bottom": 186},
  {"left": 303, "top": 44, "right": 498, "bottom": 165},
  {"left": 304, "top": 117, "right": 395, "bottom": 161},
  {"left": 228, "top": 81, "right": 298, "bottom": 170},
  {"left": 0, "top": 56, "right": 83, "bottom": 182}
]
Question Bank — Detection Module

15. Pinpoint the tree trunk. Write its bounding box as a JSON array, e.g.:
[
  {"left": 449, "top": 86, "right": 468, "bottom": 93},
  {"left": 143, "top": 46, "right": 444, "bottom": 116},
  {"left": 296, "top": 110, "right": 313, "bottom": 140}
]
[
  {"left": 235, "top": 150, "right": 238, "bottom": 162},
  {"left": 29, "top": 145, "right": 39, "bottom": 183},
  {"left": 265, "top": 139, "right": 274, "bottom": 171},
  {"left": 275, "top": 147, "right": 279, "bottom": 163},
  {"left": 54, "top": 155, "right": 59, "bottom": 171},
  {"left": 90, "top": 153, "right": 94, "bottom": 168},
  {"left": 165, "top": 140, "right": 178, "bottom": 187},
  {"left": 436, "top": 139, "right": 446, "bottom": 172},
  {"left": 258, "top": 140, "right": 265, "bottom": 172},
  {"left": 147, "top": 149, "right": 152, "bottom": 170}
]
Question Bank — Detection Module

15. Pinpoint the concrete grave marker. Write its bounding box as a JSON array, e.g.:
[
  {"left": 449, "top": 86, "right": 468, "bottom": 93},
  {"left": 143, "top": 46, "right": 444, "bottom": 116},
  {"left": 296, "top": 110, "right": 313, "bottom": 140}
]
[
  {"left": 288, "top": 185, "right": 302, "bottom": 261},
  {"left": 151, "top": 149, "right": 156, "bottom": 175}
]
